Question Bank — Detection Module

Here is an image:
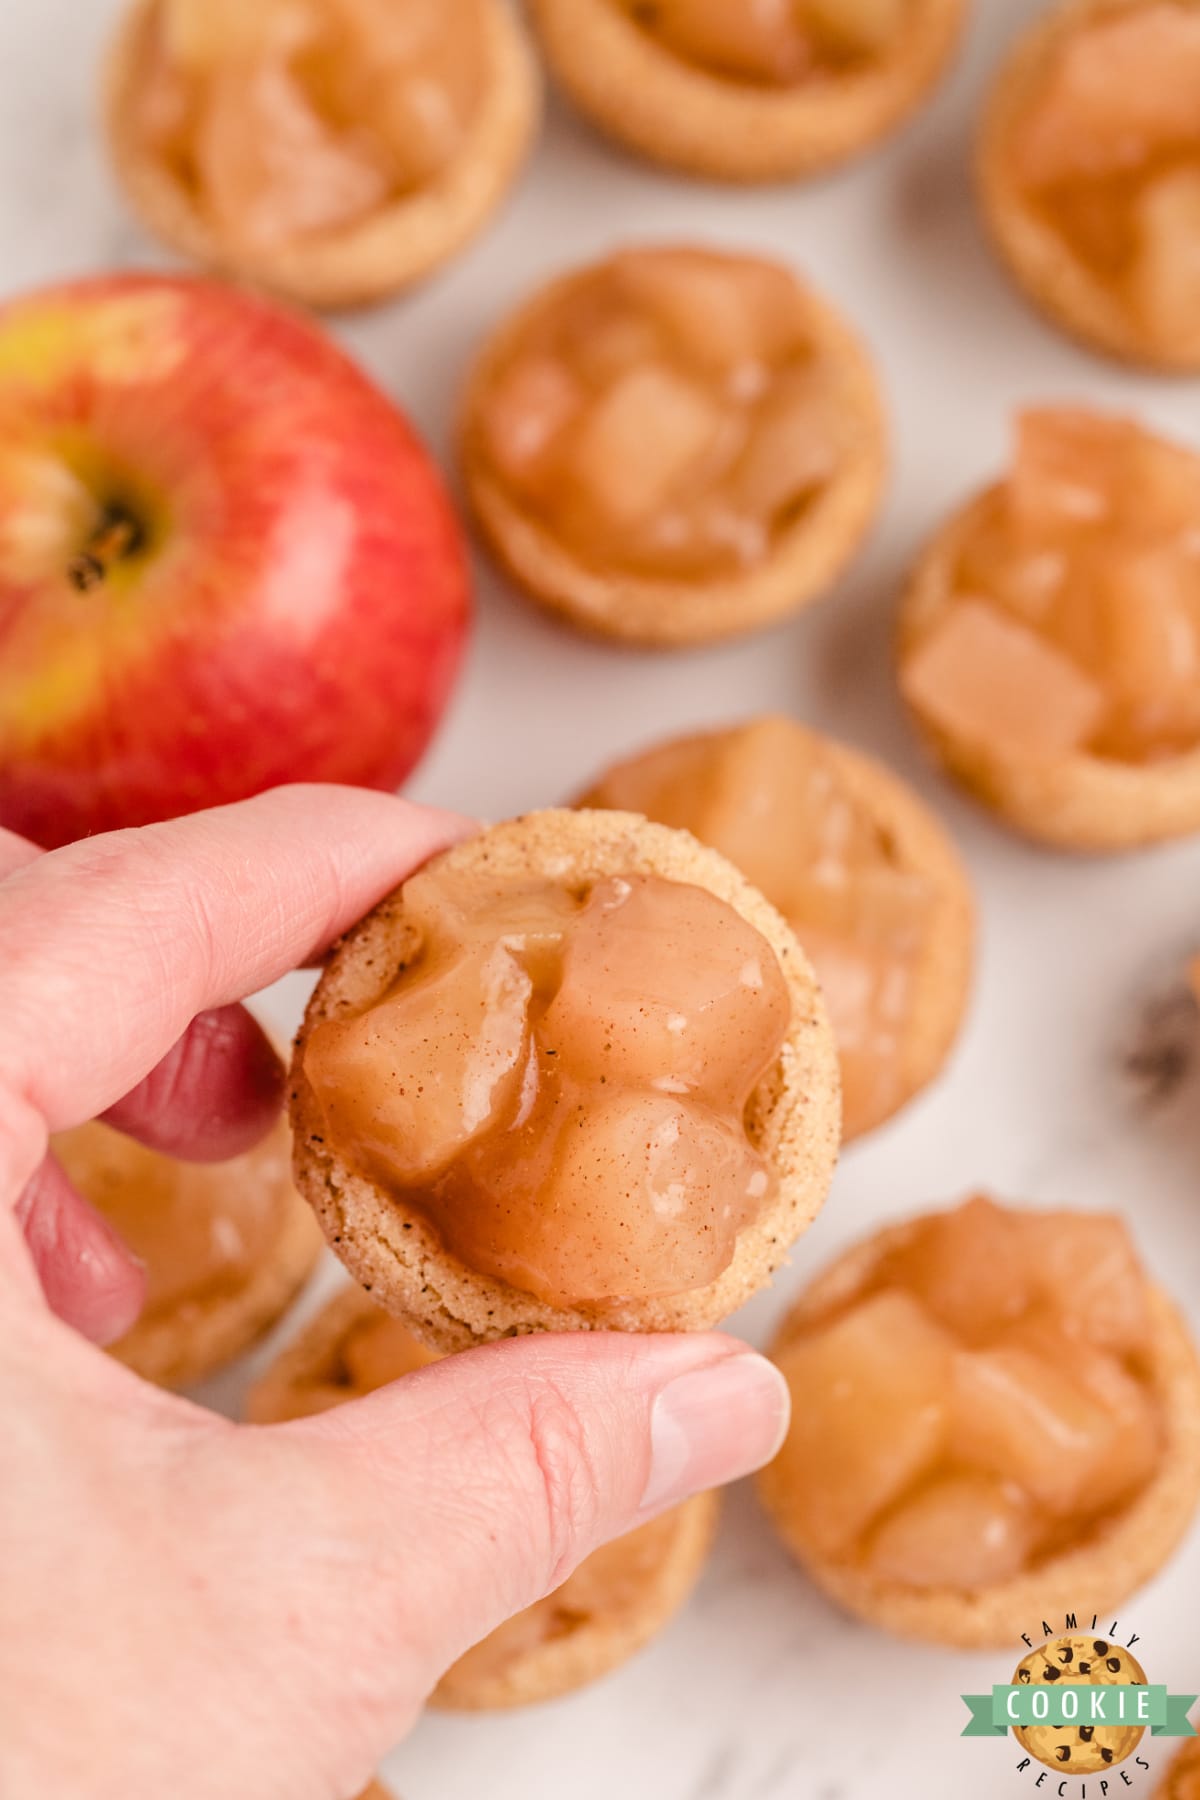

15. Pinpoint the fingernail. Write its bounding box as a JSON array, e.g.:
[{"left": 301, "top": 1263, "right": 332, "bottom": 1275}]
[{"left": 640, "top": 1352, "right": 790, "bottom": 1514}]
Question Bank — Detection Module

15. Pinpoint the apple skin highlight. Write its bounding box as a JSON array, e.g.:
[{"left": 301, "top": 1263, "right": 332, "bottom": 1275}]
[{"left": 0, "top": 272, "right": 472, "bottom": 847}]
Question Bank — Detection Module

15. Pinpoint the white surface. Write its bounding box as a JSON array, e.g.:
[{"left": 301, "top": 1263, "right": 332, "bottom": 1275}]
[{"left": 5, "top": 3, "right": 1200, "bottom": 1796}]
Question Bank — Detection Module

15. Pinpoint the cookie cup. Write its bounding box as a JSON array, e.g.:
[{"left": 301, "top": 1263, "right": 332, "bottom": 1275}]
[
  {"left": 899, "top": 489, "right": 1200, "bottom": 850},
  {"left": 55, "top": 1115, "right": 323, "bottom": 1391},
  {"left": 290, "top": 809, "right": 841, "bottom": 1350},
  {"left": 977, "top": 0, "right": 1200, "bottom": 372},
  {"left": 757, "top": 1214, "right": 1200, "bottom": 1648},
  {"left": 459, "top": 257, "right": 886, "bottom": 649},
  {"left": 104, "top": 0, "right": 541, "bottom": 311}
]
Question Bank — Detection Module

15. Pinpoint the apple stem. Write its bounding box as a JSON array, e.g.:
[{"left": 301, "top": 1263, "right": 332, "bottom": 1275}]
[{"left": 67, "top": 511, "right": 142, "bottom": 593}]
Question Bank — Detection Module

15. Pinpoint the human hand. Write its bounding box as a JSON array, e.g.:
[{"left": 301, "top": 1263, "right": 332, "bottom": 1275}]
[{"left": 0, "top": 785, "right": 790, "bottom": 1800}]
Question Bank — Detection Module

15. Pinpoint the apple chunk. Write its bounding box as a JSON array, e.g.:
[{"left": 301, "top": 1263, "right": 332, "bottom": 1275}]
[
  {"left": 770, "top": 1291, "right": 953, "bottom": 1558},
  {"left": 463, "top": 1091, "right": 773, "bottom": 1305},
  {"left": 540, "top": 874, "right": 792, "bottom": 1106},
  {"left": 950, "top": 1345, "right": 1128, "bottom": 1517},
  {"left": 303, "top": 942, "right": 533, "bottom": 1187},
  {"left": 901, "top": 599, "right": 1108, "bottom": 758},
  {"left": 864, "top": 1473, "right": 1036, "bottom": 1589},
  {"left": 567, "top": 364, "right": 726, "bottom": 527},
  {"left": 1131, "top": 166, "right": 1200, "bottom": 353},
  {"left": 881, "top": 1195, "right": 1033, "bottom": 1345}
]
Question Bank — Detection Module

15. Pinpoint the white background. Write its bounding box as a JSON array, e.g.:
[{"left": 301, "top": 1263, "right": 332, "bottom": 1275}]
[{"left": 5, "top": 2, "right": 1200, "bottom": 1796}]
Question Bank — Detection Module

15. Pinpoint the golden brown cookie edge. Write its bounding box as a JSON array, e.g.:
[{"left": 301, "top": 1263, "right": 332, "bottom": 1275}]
[{"left": 530, "top": 0, "right": 965, "bottom": 182}]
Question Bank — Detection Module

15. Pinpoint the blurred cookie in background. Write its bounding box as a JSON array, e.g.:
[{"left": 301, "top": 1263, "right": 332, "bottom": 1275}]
[
  {"left": 460, "top": 245, "right": 886, "bottom": 648},
  {"left": 900, "top": 408, "right": 1200, "bottom": 850},
  {"left": 104, "top": 0, "right": 541, "bottom": 309},
  {"left": 979, "top": 0, "right": 1200, "bottom": 370},
  {"left": 54, "top": 1113, "right": 322, "bottom": 1388},
  {"left": 758, "top": 1194, "right": 1200, "bottom": 1646}
]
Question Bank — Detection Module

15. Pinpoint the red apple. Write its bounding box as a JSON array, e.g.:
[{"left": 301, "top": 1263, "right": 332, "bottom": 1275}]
[{"left": 0, "top": 272, "right": 471, "bottom": 847}]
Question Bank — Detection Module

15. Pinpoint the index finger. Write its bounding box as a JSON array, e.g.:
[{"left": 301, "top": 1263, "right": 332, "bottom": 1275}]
[{"left": 0, "top": 783, "right": 473, "bottom": 1201}]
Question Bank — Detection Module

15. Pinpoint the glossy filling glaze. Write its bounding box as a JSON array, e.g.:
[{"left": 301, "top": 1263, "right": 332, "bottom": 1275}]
[
  {"left": 769, "top": 1197, "right": 1164, "bottom": 1589},
  {"left": 303, "top": 862, "right": 791, "bottom": 1306},
  {"left": 127, "top": 0, "right": 487, "bottom": 250},
  {"left": 902, "top": 409, "right": 1200, "bottom": 764},
  {"left": 476, "top": 248, "right": 860, "bottom": 580},
  {"left": 583, "top": 717, "right": 934, "bottom": 1140},
  {"left": 53, "top": 1115, "right": 295, "bottom": 1320},
  {"left": 618, "top": 0, "right": 912, "bottom": 83},
  {"left": 1005, "top": 2, "right": 1200, "bottom": 354},
  {"left": 268, "top": 1301, "right": 699, "bottom": 1683}
]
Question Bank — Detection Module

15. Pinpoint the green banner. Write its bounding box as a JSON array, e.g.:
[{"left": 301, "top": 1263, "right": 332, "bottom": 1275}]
[{"left": 961, "top": 1687, "right": 1198, "bottom": 1738}]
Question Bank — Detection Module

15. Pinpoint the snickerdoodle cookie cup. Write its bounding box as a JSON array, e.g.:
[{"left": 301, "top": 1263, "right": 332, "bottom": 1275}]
[
  {"left": 758, "top": 1197, "right": 1200, "bottom": 1648},
  {"left": 898, "top": 408, "right": 1200, "bottom": 851},
  {"left": 530, "top": 0, "right": 965, "bottom": 182},
  {"left": 289, "top": 809, "right": 840, "bottom": 1350},
  {"left": 459, "top": 246, "right": 886, "bottom": 648},
  {"left": 104, "top": 0, "right": 540, "bottom": 310},
  {"left": 978, "top": 0, "right": 1200, "bottom": 370}
]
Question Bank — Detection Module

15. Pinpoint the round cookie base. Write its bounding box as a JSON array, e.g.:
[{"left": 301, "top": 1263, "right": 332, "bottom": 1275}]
[
  {"left": 898, "top": 487, "right": 1200, "bottom": 851},
  {"left": 459, "top": 261, "right": 887, "bottom": 649},
  {"left": 530, "top": 0, "right": 965, "bottom": 183},
  {"left": 111, "top": 1187, "right": 324, "bottom": 1390},
  {"left": 977, "top": 0, "right": 1200, "bottom": 373},
  {"left": 289, "top": 808, "right": 841, "bottom": 1350},
  {"left": 757, "top": 1217, "right": 1200, "bottom": 1649},
  {"left": 577, "top": 718, "right": 975, "bottom": 1141},
  {"left": 103, "top": 0, "right": 541, "bottom": 311}
]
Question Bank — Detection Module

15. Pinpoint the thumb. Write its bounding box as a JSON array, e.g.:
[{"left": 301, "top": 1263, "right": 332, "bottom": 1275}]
[{"left": 256, "top": 1330, "right": 788, "bottom": 1754}]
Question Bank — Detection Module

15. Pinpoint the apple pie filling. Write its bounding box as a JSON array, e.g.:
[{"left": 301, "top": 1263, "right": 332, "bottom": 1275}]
[
  {"left": 475, "top": 249, "right": 859, "bottom": 580},
  {"left": 302, "top": 861, "right": 792, "bottom": 1306},
  {"left": 769, "top": 1197, "right": 1165, "bottom": 1590},
  {"left": 582, "top": 719, "right": 934, "bottom": 1141},
  {"left": 619, "top": 0, "right": 912, "bottom": 83},
  {"left": 1004, "top": 2, "right": 1200, "bottom": 356},
  {"left": 125, "top": 0, "right": 488, "bottom": 252},
  {"left": 53, "top": 1116, "right": 295, "bottom": 1317},
  {"left": 901, "top": 409, "right": 1200, "bottom": 765}
]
